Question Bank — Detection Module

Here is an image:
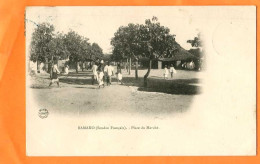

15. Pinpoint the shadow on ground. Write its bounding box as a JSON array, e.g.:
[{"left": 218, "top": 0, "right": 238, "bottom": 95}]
[
  {"left": 138, "top": 79, "right": 201, "bottom": 95},
  {"left": 32, "top": 70, "right": 201, "bottom": 95},
  {"left": 123, "top": 77, "right": 201, "bottom": 95},
  {"left": 59, "top": 77, "right": 93, "bottom": 85}
]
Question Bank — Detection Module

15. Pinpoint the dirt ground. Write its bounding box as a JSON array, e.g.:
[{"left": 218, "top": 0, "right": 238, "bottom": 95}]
[{"left": 28, "top": 68, "right": 203, "bottom": 117}]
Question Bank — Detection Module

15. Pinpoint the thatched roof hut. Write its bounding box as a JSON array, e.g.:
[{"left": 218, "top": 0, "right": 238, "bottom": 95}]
[{"left": 158, "top": 48, "right": 198, "bottom": 62}]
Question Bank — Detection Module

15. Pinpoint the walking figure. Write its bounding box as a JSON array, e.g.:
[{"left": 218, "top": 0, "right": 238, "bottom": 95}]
[
  {"left": 163, "top": 65, "right": 169, "bottom": 79},
  {"left": 169, "top": 64, "right": 177, "bottom": 78},
  {"left": 116, "top": 63, "right": 123, "bottom": 84},
  {"left": 49, "top": 60, "right": 60, "bottom": 87},
  {"left": 97, "top": 64, "right": 105, "bottom": 88},
  {"left": 92, "top": 62, "right": 98, "bottom": 85},
  {"left": 104, "top": 62, "right": 114, "bottom": 86}
]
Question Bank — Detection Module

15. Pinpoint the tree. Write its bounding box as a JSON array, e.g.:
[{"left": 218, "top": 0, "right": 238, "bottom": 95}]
[
  {"left": 30, "top": 23, "right": 54, "bottom": 72},
  {"left": 187, "top": 33, "right": 204, "bottom": 70},
  {"left": 111, "top": 23, "right": 142, "bottom": 78},
  {"left": 111, "top": 17, "right": 179, "bottom": 86},
  {"left": 78, "top": 38, "right": 91, "bottom": 71},
  {"left": 63, "top": 31, "right": 89, "bottom": 73},
  {"left": 187, "top": 33, "right": 202, "bottom": 48},
  {"left": 91, "top": 43, "right": 104, "bottom": 61},
  {"left": 141, "top": 17, "right": 177, "bottom": 87},
  {"left": 111, "top": 46, "right": 125, "bottom": 62},
  {"left": 47, "top": 33, "right": 70, "bottom": 72},
  {"left": 30, "top": 23, "right": 103, "bottom": 74}
]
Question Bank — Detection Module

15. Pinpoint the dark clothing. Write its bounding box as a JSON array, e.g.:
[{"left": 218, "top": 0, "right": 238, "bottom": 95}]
[
  {"left": 107, "top": 75, "right": 112, "bottom": 85},
  {"left": 117, "top": 67, "right": 122, "bottom": 74},
  {"left": 51, "top": 72, "right": 58, "bottom": 79}
]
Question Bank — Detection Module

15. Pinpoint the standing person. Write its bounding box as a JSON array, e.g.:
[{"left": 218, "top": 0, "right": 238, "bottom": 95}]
[
  {"left": 126, "top": 62, "right": 129, "bottom": 72},
  {"left": 86, "top": 62, "right": 88, "bottom": 70},
  {"left": 163, "top": 65, "right": 169, "bottom": 80},
  {"left": 104, "top": 62, "right": 108, "bottom": 82},
  {"left": 64, "top": 64, "right": 69, "bottom": 75},
  {"left": 49, "top": 60, "right": 60, "bottom": 87},
  {"left": 97, "top": 64, "right": 105, "bottom": 88},
  {"left": 169, "top": 64, "right": 177, "bottom": 78},
  {"left": 104, "top": 62, "right": 114, "bottom": 86},
  {"left": 92, "top": 62, "right": 98, "bottom": 85},
  {"left": 88, "top": 61, "right": 92, "bottom": 70},
  {"left": 116, "top": 63, "right": 123, "bottom": 84}
]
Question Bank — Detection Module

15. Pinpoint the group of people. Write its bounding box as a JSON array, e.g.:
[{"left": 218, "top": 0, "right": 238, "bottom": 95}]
[
  {"left": 92, "top": 60, "right": 123, "bottom": 88},
  {"left": 48, "top": 59, "right": 124, "bottom": 88},
  {"left": 48, "top": 59, "right": 177, "bottom": 88},
  {"left": 163, "top": 64, "right": 177, "bottom": 79},
  {"left": 181, "top": 61, "right": 195, "bottom": 70}
]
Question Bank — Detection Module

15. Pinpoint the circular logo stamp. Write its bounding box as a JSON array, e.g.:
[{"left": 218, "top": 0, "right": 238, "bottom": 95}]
[{"left": 38, "top": 109, "right": 49, "bottom": 119}]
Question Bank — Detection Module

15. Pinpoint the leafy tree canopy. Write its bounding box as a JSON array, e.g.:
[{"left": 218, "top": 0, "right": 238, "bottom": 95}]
[
  {"left": 30, "top": 23, "right": 54, "bottom": 62},
  {"left": 30, "top": 24, "right": 104, "bottom": 64},
  {"left": 187, "top": 33, "right": 203, "bottom": 47},
  {"left": 111, "top": 17, "right": 180, "bottom": 61}
]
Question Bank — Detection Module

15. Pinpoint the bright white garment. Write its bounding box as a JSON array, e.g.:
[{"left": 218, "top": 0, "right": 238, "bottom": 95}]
[
  {"left": 164, "top": 68, "right": 169, "bottom": 75},
  {"left": 170, "top": 66, "right": 177, "bottom": 74},
  {"left": 64, "top": 67, "right": 69, "bottom": 74},
  {"left": 98, "top": 72, "right": 104, "bottom": 86},
  {"left": 164, "top": 68, "right": 169, "bottom": 78},
  {"left": 105, "top": 66, "right": 114, "bottom": 76},
  {"left": 92, "top": 65, "right": 98, "bottom": 75},
  {"left": 117, "top": 73, "right": 122, "bottom": 80},
  {"left": 53, "top": 64, "right": 60, "bottom": 74}
]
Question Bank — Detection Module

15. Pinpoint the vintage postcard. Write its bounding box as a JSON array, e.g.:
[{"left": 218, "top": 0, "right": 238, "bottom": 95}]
[{"left": 25, "top": 6, "right": 256, "bottom": 156}]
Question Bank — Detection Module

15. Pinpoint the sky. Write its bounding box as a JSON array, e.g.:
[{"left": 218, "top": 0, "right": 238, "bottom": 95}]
[{"left": 26, "top": 6, "right": 202, "bottom": 54}]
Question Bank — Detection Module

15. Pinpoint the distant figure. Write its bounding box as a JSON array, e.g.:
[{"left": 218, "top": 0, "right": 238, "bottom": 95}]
[
  {"left": 190, "top": 61, "right": 195, "bottom": 69},
  {"left": 104, "top": 62, "right": 108, "bottom": 81},
  {"left": 77, "top": 63, "right": 80, "bottom": 71},
  {"left": 49, "top": 60, "right": 60, "bottom": 87},
  {"left": 104, "top": 62, "right": 114, "bottom": 86},
  {"left": 88, "top": 62, "right": 92, "bottom": 70},
  {"left": 81, "top": 62, "right": 84, "bottom": 71},
  {"left": 169, "top": 64, "right": 177, "bottom": 78},
  {"left": 92, "top": 62, "right": 98, "bottom": 85},
  {"left": 163, "top": 65, "right": 169, "bottom": 79},
  {"left": 181, "top": 63, "right": 185, "bottom": 69},
  {"left": 64, "top": 65, "right": 69, "bottom": 75},
  {"left": 97, "top": 65, "right": 105, "bottom": 88},
  {"left": 126, "top": 62, "right": 129, "bottom": 72},
  {"left": 182, "top": 62, "right": 187, "bottom": 69},
  {"left": 117, "top": 63, "right": 123, "bottom": 84}
]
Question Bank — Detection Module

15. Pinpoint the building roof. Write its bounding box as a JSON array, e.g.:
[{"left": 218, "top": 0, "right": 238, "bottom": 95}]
[{"left": 159, "top": 48, "right": 198, "bottom": 61}]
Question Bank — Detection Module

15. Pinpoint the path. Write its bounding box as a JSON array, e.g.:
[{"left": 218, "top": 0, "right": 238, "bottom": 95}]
[{"left": 28, "top": 69, "right": 203, "bottom": 117}]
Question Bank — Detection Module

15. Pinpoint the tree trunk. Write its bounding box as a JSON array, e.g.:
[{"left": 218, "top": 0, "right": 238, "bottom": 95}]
[
  {"left": 50, "top": 56, "right": 53, "bottom": 78},
  {"left": 45, "top": 58, "right": 48, "bottom": 73},
  {"left": 76, "top": 61, "right": 79, "bottom": 73},
  {"left": 124, "top": 61, "right": 126, "bottom": 71},
  {"left": 135, "top": 59, "right": 138, "bottom": 80},
  {"left": 89, "top": 61, "right": 92, "bottom": 70},
  {"left": 82, "top": 62, "right": 84, "bottom": 72},
  {"left": 144, "top": 59, "right": 152, "bottom": 87},
  {"left": 126, "top": 58, "right": 129, "bottom": 72},
  {"left": 36, "top": 59, "right": 39, "bottom": 73},
  {"left": 129, "top": 57, "right": 131, "bottom": 75}
]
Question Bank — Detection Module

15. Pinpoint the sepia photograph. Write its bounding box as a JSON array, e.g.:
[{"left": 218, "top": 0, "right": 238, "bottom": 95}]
[{"left": 26, "top": 6, "right": 256, "bottom": 156}]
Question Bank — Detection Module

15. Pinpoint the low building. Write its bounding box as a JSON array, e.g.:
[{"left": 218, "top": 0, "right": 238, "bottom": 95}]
[
  {"left": 139, "top": 48, "right": 198, "bottom": 69},
  {"left": 158, "top": 48, "right": 198, "bottom": 69}
]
